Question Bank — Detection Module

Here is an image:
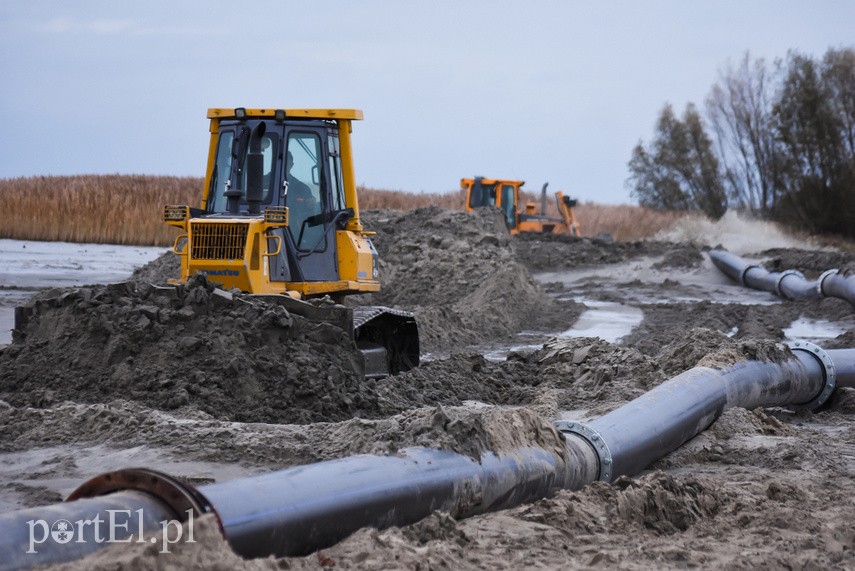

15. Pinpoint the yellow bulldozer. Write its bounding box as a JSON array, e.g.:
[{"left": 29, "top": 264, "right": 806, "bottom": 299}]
[
  {"left": 163, "top": 107, "right": 418, "bottom": 378},
  {"left": 461, "top": 177, "right": 581, "bottom": 236}
]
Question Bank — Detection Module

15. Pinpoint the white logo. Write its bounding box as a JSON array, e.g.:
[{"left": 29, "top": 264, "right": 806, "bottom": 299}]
[
  {"left": 26, "top": 509, "right": 195, "bottom": 555},
  {"left": 50, "top": 520, "right": 74, "bottom": 544}
]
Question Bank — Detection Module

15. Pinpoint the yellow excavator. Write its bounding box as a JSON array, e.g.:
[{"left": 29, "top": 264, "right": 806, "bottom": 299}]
[
  {"left": 163, "top": 107, "right": 418, "bottom": 377},
  {"left": 461, "top": 177, "right": 581, "bottom": 236}
]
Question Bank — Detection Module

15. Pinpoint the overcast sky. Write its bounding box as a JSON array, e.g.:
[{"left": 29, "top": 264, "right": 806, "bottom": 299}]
[{"left": 2, "top": 1, "right": 853, "bottom": 204}]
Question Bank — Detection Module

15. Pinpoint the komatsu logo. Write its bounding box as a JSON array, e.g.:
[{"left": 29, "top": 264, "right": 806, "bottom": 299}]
[{"left": 200, "top": 269, "right": 240, "bottom": 277}]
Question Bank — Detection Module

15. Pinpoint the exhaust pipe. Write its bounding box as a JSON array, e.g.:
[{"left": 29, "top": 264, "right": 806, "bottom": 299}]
[
  {"left": 540, "top": 182, "right": 548, "bottom": 215},
  {"left": 2, "top": 343, "right": 853, "bottom": 569},
  {"left": 709, "top": 249, "right": 855, "bottom": 306}
]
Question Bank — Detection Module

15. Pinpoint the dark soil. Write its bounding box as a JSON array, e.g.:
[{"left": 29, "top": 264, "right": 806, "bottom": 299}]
[{"left": 3, "top": 207, "right": 855, "bottom": 569}]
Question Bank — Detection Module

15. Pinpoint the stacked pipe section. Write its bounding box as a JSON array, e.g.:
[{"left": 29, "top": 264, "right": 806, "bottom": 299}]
[
  {"left": 3, "top": 342, "right": 855, "bottom": 569},
  {"left": 709, "top": 249, "right": 855, "bottom": 306}
]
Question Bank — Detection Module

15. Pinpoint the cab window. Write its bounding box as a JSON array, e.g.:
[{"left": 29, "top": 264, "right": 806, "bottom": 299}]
[
  {"left": 208, "top": 130, "right": 234, "bottom": 211},
  {"left": 286, "top": 132, "right": 325, "bottom": 251},
  {"left": 501, "top": 184, "right": 516, "bottom": 228},
  {"left": 469, "top": 182, "right": 497, "bottom": 208},
  {"left": 207, "top": 127, "right": 279, "bottom": 212}
]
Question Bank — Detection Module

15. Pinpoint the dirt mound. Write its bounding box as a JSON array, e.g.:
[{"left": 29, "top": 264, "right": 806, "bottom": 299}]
[
  {"left": 359, "top": 207, "right": 572, "bottom": 351},
  {"left": 612, "top": 472, "right": 725, "bottom": 534},
  {"left": 124, "top": 208, "right": 580, "bottom": 353},
  {"left": 375, "top": 352, "right": 541, "bottom": 413},
  {"left": 535, "top": 337, "right": 665, "bottom": 415},
  {"left": 825, "top": 387, "right": 855, "bottom": 414},
  {"left": 131, "top": 250, "right": 181, "bottom": 284},
  {"left": 696, "top": 337, "right": 791, "bottom": 369},
  {"left": 0, "top": 274, "right": 379, "bottom": 424},
  {"left": 655, "top": 328, "right": 733, "bottom": 375},
  {"left": 620, "top": 301, "right": 809, "bottom": 356},
  {"left": 757, "top": 248, "right": 854, "bottom": 276},
  {"left": 512, "top": 231, "right": 672, "bottom": 271},
  {"left": 654, "top": 329, "right": 791, "bottom": 374},
  {"left": 652, "top": 246, "right": 705, "bottom": 270},
  {"left": 706, "top": 407, "right": 794, "bottom": 440}
]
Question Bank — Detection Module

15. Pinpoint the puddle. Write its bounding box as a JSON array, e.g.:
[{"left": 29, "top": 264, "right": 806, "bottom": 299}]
[
  {"left": 0, "top": 308, "right": 12, "bottom": 346},
  {"left": 482, "top": 300, "right": 644, "bottom": 362},
  {"left": 558, "top": 300, "right": 644, "bottom": 343},
  {"left": 784, "top": 315, "right": 853, "bottom": 344},
  {"left": 0, "top": 239, "right": 167, "bottom": 345},
  {"left": 483, "top": 342, "right": 546, "bottom": 363},
  {"left": 536, "top": 255, "right": 782, "bottom": 307},
  {"left": 0, "top": 239, "right": 166, "bottom": 290}
]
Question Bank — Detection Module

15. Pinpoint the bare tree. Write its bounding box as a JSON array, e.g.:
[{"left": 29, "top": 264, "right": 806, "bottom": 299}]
[{"left": 706, "top": 53, "right": 779, "bottom": 213}]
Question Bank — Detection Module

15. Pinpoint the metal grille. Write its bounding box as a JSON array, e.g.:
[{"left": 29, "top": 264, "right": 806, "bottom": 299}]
[{"left": 190, "top": 222, "right": 249, "bottom": 260}]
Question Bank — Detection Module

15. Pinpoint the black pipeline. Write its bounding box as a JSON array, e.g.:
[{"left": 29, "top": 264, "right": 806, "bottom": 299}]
[
  {"left": 2, "top": 343, "right": 854, "bottom": 570},
  {"left": 709, "top": 249, "right": 855, "bottom": 306}
]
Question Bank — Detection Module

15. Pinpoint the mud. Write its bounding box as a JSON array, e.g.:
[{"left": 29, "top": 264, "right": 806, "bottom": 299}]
[
  {"left": 512, "top": 231, "right": 673, "bottom": 271},
  {"left": 358, "top": 208, "right": 581, "bottom": 351},
  {"left": 0, "top": 274, "right": 371, "bottom": 424},
  {"left": 2, "top": 206, "right": 855, "bottom": 569}
]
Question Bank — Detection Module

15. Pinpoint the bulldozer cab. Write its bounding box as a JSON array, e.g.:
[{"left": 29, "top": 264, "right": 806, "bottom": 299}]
[
  {"left": 206, "top": 117, "right": 343, "bottom": 281},
  {"left": 165, "top": 108, "right": 381, "bottom": 299},
  {"left": 463, "top": 177, "right": 523, "bottom": 229},
  {"left": 461, "top": 176, "right": 582, "bottom": 237}
]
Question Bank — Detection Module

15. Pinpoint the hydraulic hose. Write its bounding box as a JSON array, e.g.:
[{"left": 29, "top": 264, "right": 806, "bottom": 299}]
[
  {"left": 1, "top": 344, "right": 852, "bottom": 569},
  {"left": 709, "top": 249, "right": 855, "bottom": 306}
]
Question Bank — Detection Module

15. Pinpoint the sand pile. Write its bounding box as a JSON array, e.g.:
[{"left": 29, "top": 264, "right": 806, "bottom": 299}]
[
  {"left": 0, "top": 274, "right": 379, "bottom": 424},
  {"left": 3, "top": 206, "right": 855, "bottom": 569},
  {"left": 128, "top": 207, "right": 575, "bottom": 353},
  {"left": 0, "top": 206, "right": 585, "bottom": 427},
  {"left": 512, "top": 231, "right": 672, "bottom": 271},
  {"left": 359, "top": 207, "right": 574, "bottom": 350}
]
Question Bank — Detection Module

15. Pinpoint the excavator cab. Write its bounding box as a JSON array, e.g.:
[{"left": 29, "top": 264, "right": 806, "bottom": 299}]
[{"left": 163, "top": 108, "right": 418, "bottom": 377}]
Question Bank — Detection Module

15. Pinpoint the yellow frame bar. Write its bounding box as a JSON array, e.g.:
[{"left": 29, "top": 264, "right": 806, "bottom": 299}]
[{"left": 207, "top": 108, "right": 364, "bottom": 121}]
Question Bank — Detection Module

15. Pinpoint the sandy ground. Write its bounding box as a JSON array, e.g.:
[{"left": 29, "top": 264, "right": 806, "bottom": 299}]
[{"left": 1, "top": 209, "right": 854, "bottom": 569}]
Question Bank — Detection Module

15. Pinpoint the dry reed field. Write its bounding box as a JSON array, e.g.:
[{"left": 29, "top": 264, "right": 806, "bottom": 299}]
[
  {"left": 0, "top": 175, "right": 200, "bottom": 246},
  {"left": 0, "top": 175, "right": 686, "bottom": 246}
]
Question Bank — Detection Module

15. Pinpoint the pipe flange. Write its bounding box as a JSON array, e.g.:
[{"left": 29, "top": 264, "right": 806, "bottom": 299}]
[
  {"left": 817, "top": 269, "right": 840, "bottom": 296},
  {"left": 740, "top": 264, "right": 762, "bottom": 287},
  {"left": 775, "top": 269, "right": 805, "bottom": 299},
  {"left": 555, "top": 420, "right": 613, "bottom": 482},
  {"left": 787, "top": 340, "right": 837, "bottom": 410},
  {"left": 66, "top": 468, "right": 211, "bottom": 520}
]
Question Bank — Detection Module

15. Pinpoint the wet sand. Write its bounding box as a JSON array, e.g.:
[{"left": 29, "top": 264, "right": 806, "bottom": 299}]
[{"left": 1, "top": 209, "right": 854, "bottom": 569}]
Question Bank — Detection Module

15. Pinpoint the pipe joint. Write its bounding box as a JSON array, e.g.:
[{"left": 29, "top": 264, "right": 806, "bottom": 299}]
[
  {"left": 787, "top": 341, "right": 837, "bottom": 410},
  {"left": 67, "top": 468, "right": 212, "bottom": 521},
  {"left": 817, "top": 269, "right": 840, "bottom": 297},
  {"left": 555, "top": 421, "right": 613, "bottom": 482},
  {"left": 775, "top": 269, "right": 805, "bottom": 299}
]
